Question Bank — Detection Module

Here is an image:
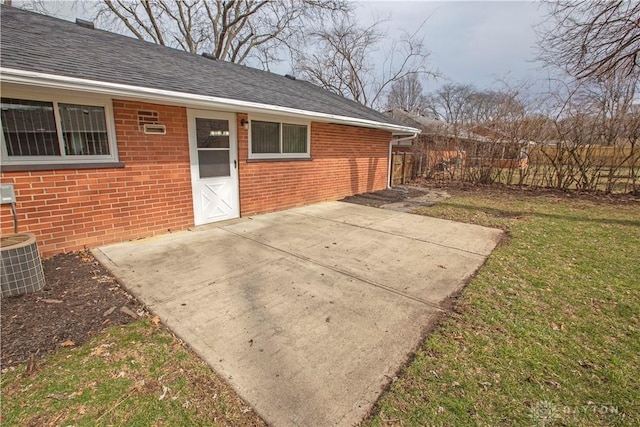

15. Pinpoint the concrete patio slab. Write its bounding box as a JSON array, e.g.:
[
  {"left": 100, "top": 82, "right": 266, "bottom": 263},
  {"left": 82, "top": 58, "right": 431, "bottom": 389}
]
[{"left": 93, "top": 201, "right": 502, "bottom": 426}]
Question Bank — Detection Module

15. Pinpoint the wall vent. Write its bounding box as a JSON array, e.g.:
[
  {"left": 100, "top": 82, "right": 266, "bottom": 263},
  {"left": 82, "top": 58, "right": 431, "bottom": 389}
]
[
  {"left": 75, "top": 18, "right": 95, "bottom": 29},
  {"left": 143, "top": 124, "right": 167, "bottom": 135}
]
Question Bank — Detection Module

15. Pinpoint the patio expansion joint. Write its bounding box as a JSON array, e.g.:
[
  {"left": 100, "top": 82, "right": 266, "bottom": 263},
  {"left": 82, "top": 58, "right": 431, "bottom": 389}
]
[
  {"left": 291, "top": 211, "right": 489, "bottom": 258},
  {"left": 220, "top": 227, "right": 446, "bottom": 313}
]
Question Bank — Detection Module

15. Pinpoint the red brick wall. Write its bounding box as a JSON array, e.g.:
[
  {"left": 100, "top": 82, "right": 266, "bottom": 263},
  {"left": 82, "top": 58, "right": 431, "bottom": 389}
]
[
  {"left": 0, "top": 100, "right": 193, "bottom": 257},
  {"left": 1, "top": 105, "right": 391, "bottom": 257},
  {"left": 237, "top": 114, "right": 391, "bottom": 216}
]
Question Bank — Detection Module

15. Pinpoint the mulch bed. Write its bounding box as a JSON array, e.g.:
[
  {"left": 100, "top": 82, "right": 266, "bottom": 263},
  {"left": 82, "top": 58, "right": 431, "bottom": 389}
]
[
  {"left": 1, "top": 251, "right": 143, "bottom": 370},
  {"left": 341, "top": 187, "right": 431, "bottom": 207}
]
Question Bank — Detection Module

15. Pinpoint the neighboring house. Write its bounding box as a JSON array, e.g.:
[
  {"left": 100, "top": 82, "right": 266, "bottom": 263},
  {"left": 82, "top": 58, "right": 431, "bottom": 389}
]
[
  {"left": 386, "top": 108, "right": 530, "bottom": 169},
  {"left": 0, "top": 6, "right": 418, "bottom": 256}
]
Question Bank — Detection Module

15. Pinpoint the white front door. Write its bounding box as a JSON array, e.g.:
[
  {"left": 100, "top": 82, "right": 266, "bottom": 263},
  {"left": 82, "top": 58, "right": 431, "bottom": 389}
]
[{"left": 188, "top": 109, "right": 239, "bottom": 225}]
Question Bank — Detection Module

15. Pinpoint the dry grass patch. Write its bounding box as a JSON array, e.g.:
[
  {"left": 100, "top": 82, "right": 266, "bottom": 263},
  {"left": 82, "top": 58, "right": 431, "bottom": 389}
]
[{"left": 1, "top": 319, "right": 265, "bottom": 426}]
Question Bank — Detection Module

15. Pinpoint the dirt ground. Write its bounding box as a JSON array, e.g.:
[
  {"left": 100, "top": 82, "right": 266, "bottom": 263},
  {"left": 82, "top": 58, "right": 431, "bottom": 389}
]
[
  {"left": 415, "top": 180, "right": 640, "bottom": 205},
  {"left": 343, "top": 181, "right": 640, "bottom": 209},
  {"left": 1, "top": 251, "right": 143, "bottom": 369},
  {"left": 2, "top": 182, "right": 637, "bottom": 372},
  {"left": 341, "top": 185, "right": 451, "bottom": 212}
]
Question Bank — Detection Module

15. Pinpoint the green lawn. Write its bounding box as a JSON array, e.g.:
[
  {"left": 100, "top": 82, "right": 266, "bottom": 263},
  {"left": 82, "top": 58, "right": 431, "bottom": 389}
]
[
  {"left": 367, "top": 189, "right": 640, "bottom": 426},
  {"left": 2, "top": 189, "right": 638, "bottom": 426}
]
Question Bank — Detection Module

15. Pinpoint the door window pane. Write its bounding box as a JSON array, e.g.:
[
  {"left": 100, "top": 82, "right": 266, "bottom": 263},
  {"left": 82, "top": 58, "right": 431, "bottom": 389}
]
[
  {"left": 196, "top": 118, "right": 229, "bottom": 148},
  {"left": 199, "top": 150, "right": 230, "bottom": 178},
  {"left": 59, "top": 103, "right": 109, "bottom": 155},
  {"left": 1, "top": 98, "right": 60, "bottom": 156},
  {"left": 251, "top": 120, "right": 279, "bottom": 153},
  {"left": 282, "top": 123, "right": 307, "bottom": 153}
]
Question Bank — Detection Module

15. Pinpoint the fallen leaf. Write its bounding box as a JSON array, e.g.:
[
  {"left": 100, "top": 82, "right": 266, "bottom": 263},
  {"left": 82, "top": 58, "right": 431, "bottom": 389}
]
[
  {"left": 158, "top": 385, "right": 171, "bottom": 401},
  {"left": 151, "top": 315, "right": 161, "bottom": 326},
  {"left": 41, "top": 299, "right": 63, "bottom": 304},
  {"left": 579, "top": 360, "right": 595, "bottom": 369},
  {"left": 60, "top": 340, "right": 75, "bottom": 347},
  {"left": 47, "top": 391, "right": 81, "bottom": 400},
  {"left": 90, "top": 346, "right": 105, "bottom": 357},
  {"left": 120, "top": 306, "right": 138, "bottom": 319},
  {"left": 22, "top": 355, "right": 36, "bottom": 377},
  {"left": 47, "top": 394, "right": 68, "bottom": 400},
  {"left": 453, "top": 335, "right": 464, "bottom": 340},
  {"left": 551, "top": 322, "right": 564, "bottom": 331},
  {"left": 103, "top": 306, "right": 116, "bottom": 317}
]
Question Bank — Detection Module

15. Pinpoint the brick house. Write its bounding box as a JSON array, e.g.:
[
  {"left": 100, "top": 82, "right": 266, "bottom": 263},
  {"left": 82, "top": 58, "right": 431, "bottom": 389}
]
[{"left": 0, "top": 6, "right": 418, "bottom": 256}]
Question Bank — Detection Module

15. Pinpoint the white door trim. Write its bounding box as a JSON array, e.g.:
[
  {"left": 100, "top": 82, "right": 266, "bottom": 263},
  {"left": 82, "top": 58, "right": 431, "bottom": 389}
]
[{"left": 187, "top": 109, "right": 239, "bottom": 225}]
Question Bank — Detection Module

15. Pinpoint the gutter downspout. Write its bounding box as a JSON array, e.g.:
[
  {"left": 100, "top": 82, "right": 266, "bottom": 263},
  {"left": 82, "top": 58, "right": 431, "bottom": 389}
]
[{"left": 388, "top": 134, "right": 418, "bottom": 189}]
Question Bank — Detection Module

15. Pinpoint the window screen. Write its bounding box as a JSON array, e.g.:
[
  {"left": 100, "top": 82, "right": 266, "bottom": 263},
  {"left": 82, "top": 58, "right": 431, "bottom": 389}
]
[
  {"left": 1, "top": 97, "right": 113, "bottom": 161},
  {"left": 1, "top": 98, "right": 60, "bottom": 156},
  {"left": 250, "top": 119, "right": 309, "bottom": 157},
  {"left": 59, "top": 103, "right": 109, "bottom": 155},
  {"left": 251, "top": 120, "right": 280, "bottom": 153},
  {"left": 282, "top": 124, "right": 307, "bottom": 153}
]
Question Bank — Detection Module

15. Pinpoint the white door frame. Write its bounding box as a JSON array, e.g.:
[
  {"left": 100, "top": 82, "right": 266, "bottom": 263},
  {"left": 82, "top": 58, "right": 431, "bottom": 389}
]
[{"left": 187, "top": 109, "right": 239, "bottom": 225}]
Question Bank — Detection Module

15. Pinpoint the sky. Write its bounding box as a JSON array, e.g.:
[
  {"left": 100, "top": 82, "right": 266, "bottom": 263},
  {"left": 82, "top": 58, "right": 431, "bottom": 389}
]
[
  {"left": 356, "top": 1, "right": 549, "bottom": 92},
  {"left": 13, "top": 0, "right": 551, "bottom": 93}
]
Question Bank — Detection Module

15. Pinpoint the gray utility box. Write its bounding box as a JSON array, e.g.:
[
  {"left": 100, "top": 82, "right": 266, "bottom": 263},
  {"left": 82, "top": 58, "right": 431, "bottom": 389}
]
[{"left": 1, "top": 183, "right": 16, "bottom": 204}]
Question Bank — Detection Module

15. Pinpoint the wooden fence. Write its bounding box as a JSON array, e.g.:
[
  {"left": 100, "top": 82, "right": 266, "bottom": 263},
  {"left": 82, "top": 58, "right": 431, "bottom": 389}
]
[
  {"left": 390, "top": 152, "right": 415, "bottom": 186},
  {"left": 528, "top": 145, "right": 636, "bottom": 167}
]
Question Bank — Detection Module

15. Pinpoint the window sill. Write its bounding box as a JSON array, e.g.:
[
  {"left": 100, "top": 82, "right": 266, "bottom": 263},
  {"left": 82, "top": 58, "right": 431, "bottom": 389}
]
[
  {"left": 246, "top": 157, "right": 312, "bottom": 163},
  {"left": 1, "top": 162, "right": 126, "bottom": 172}
]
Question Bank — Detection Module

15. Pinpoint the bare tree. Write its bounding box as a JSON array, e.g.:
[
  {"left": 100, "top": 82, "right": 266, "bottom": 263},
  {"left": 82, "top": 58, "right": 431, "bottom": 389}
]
[
  {"left": 294, "top": 15, "right": 434, "bottom": 109},
  {"left": 427, "top": 83, "right": 475, "bottom": 124},
  {"left": 385, "top": 73, "right": 430, "bottom": 113},
  {"left": 464, "top": 89, "right": 525, "bottom": 125},
  {"left": 537, "top": 1, "right": 640, "bottom": 80},
  {"left": 427, "top": 82, "right": 527, "bottom": 125},
  {"left": 90, "top": 0, "right": 350, "bottom": 68}
]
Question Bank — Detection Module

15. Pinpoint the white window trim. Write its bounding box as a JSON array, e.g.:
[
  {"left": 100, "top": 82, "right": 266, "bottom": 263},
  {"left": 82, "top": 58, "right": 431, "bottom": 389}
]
[
  {"left": 248, "top": 114, "right": 310, "bottom": 160},
  {"left": 0, "top": 85, "right": 119, "bottom": 165}
]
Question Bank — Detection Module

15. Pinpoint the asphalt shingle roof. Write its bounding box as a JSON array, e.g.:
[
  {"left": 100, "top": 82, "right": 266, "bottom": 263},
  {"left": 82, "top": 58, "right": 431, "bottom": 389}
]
[{"left": 0, "top": 5, "right": 409, "bottom": 130}]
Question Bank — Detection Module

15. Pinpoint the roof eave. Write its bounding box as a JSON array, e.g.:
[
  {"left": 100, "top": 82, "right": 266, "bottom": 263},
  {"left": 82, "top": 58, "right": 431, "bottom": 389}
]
[{"left": 0, "top": 67, "right": 420, "bottom": 135}]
